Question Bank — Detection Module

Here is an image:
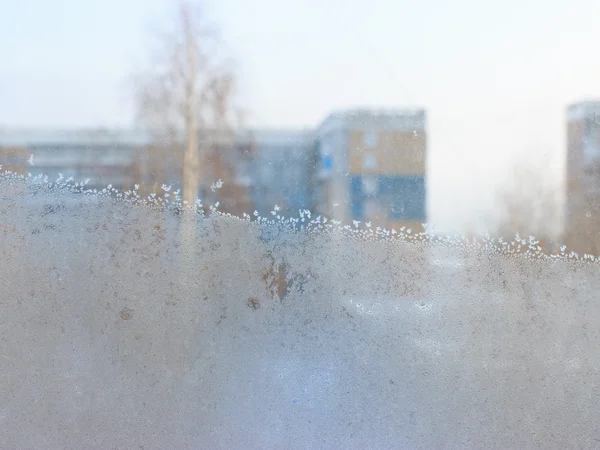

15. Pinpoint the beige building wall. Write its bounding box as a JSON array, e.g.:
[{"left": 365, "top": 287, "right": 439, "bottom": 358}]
[{"left": 348, "top": 130, "right": 426, "bottom": 176}]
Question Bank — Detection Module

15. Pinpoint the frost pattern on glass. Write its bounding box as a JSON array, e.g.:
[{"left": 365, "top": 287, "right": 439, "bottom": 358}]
[{"left": 2, "top": 172, "right": 600, "bottom": 449}]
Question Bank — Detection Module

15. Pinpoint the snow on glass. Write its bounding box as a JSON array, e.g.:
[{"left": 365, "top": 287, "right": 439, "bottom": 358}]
[{"left": 2, "top": 169, "right": 600, "bottom": 449}]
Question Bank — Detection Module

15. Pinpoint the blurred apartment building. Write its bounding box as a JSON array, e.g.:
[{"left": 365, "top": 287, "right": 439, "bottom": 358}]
[
  {"left": 565, "top": 101, "right": 600, "bottom": 254},
  {"left": 0, "top": 127, "right": 317, "bottom": 218},
  {"left": 316, "top": 109, "right": 427, "bottom": 231},
  {"left": 0, "top": 128, "right": 142, "bottom": 190},
  {"left": 0, "top": 108, "right": 427, "bottom": 229},
  {"left": 247, "top": 129, "right": 319, "bottom": 218}
]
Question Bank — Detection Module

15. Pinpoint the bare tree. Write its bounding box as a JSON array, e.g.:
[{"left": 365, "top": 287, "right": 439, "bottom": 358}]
[
  {"left": 133, "top": 0, "right": 237, "bottom": 207},
  {"left": 494, "top": 161, "right": 561, "bottom": 251}
]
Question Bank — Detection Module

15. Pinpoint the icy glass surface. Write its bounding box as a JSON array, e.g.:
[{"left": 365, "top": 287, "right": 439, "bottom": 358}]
[{"left": 2, "top": 173, "right": 600, "bottom": 449}]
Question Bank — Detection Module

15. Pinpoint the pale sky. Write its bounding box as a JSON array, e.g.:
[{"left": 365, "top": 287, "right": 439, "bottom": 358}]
[{"left": 2, "top": 0, "right": 600, "bottom": 233}]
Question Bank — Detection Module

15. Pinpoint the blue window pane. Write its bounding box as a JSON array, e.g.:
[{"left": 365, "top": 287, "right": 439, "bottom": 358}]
[
  {"left": 350, "top": 176, "right": 364, "bottom": 219},
  {"left": 349, "top": 175, "right": 426, "bottom": 222}
]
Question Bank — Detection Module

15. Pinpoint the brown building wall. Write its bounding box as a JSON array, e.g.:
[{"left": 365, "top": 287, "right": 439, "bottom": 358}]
[
  {"left": 565, "top": 117, "right": 600, "bottom": 255},
  {"left": 0, "top": 146, "right": 29, "bottom": 175},
  {"left": 348, "top": 130, "right": 426, "bottom": 175},
  {"left": 566, "top": 120, "right": 585, "bottom": 203}
]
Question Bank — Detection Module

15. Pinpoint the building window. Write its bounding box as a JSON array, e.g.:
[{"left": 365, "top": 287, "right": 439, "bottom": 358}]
[
  {"left": 364, "top": 199, "right": 378, "bottom": 219},
  {"left": 362, "top": 176, "right": 377, "bottom": 195},
  {"left": 363, "top": 132, "right": 377, "bottom": 148},
  {"left": 363, "top": 153, "right": 377, "bottom": 170},
  {"left": 322, "top": 154, "right": 333, "bottom": 171}
]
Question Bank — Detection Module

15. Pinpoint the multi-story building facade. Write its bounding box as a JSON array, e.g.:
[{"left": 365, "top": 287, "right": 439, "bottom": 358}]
[
  {"left": 0, "top": 108, "right": 427, "bottom": 231},
  {"left": 565, "top": 101, "right": 600, "bottom": 254},
  {"left": 0, "top": 127, "right": 318, "bottom": 219},
  {"left": 316, "top": 109, "right": 427, "bottom": 231},
  {"left": 0, "top": 128, "right": 145, "bottom": 190}
]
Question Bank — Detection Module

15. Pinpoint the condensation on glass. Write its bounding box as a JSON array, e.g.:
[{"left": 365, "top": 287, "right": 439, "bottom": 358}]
[{"left": 1, "top": 170, "right": 599, "bottom": 449}]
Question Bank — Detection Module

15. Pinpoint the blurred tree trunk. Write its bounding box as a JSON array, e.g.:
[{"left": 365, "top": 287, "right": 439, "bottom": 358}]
[
  {"left": 131, "top": 0, "right": 241, "bottom": 288},
  {"left": 132, "top": 0, "right": 237, "bottom": 208},
  {"left": 181, "top": 2, "right": 200, "bottom": 208}
]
